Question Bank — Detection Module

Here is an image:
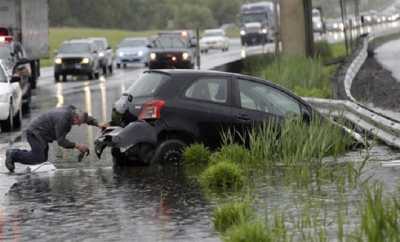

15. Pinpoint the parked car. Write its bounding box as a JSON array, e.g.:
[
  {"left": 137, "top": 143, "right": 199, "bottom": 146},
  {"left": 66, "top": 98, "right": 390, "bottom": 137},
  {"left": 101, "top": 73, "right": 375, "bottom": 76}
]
[
  {"left": 89, "top": 37, "right": 113, "bottom": 75},
  {"left": 0, "top": 60, "right": 22, "bottom": 132},
  {"left": 54, "top": 39, "right": 101, "bottom": 82},
  {"left": 200, "top": 29, "right": 230, "bottom": 53},
  {"left": 0, "top": 42, "right": 32, "bottom": 111},
  {"left": 115, "top": 38, "right": 149, "bottom": 68},
  {"left": 95, "top": 70, "right": 318, "bottom": 166},
  {"left": 148, "top": 35, "right": 195, "bottom": 69}
]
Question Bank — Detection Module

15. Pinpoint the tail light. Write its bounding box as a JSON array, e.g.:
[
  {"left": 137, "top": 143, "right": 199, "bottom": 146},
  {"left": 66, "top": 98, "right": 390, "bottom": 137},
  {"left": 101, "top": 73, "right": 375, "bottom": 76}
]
[
  {"left": 139, "top": 99, "right": 165, "bottom": 120},
  {"left": 0, "top": 35, "right": 13, "bottom": 43}
]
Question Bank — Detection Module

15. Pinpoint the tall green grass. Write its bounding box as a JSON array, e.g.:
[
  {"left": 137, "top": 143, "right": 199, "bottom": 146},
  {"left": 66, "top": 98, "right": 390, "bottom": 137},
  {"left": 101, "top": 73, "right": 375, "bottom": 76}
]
[{"left": 213, "top": 201, "right": 254, "bottom": 233}]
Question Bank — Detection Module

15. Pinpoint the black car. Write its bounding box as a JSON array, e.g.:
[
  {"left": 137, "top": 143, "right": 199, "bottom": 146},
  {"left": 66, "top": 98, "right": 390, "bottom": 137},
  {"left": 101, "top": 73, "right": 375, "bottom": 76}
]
[
  {"left": 95, "top": 70, "right": 317, "bottom": 166},
  {"left": 0, "top": 42, "right": 32, "bottom": 111},
  {"left": 54, "top": 39, "right": 101, "bottom": 82},
  {"left": 148, "top": 34, "right": 196, "bottom": 69}
]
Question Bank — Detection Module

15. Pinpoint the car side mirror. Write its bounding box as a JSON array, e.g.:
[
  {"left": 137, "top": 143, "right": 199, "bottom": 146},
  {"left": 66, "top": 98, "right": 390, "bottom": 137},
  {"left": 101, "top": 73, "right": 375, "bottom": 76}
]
[
  {"left": 146, "top": 44, "right": 153, "bottom": 48},
  {"left": 107, "top": 46, "right": 112, "bottom": 50},
  {"left": 10, "top": 75, "right": 21, "bottom": 83}
]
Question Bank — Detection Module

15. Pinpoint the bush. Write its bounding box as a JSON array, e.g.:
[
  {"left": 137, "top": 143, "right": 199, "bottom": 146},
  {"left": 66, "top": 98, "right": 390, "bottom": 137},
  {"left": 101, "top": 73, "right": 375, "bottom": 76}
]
[
  {"left": 211, "top": 144, "right": 250, "bottom": 165},
  {"left": 213, "top": 202, "right": 254, "bottom": 233},
  {"left": 183, "top": 143, "right": 211, "bottom": 166},
  {"left": 224, "top": 221, "right": 271, "bottom": 242},
  {"left": 199, "top": 161, "right": 244, "bottom": 191}
]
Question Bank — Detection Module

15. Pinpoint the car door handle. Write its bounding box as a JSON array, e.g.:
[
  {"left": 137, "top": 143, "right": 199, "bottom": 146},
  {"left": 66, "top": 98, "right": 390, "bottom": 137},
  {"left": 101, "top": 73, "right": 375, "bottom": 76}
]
[{"left": 236, "top": 114, "right": 251, "bottom": 121}]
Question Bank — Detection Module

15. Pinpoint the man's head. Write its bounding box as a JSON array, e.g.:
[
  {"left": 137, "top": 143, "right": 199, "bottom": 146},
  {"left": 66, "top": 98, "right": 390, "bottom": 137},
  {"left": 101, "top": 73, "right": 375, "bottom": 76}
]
[{"left": 72, "top": 110, "right": 89, "bottom": 126}]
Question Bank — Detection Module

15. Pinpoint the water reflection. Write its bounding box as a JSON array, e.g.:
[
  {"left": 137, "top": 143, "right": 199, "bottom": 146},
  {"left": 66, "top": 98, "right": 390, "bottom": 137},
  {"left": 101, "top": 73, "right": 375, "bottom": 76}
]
[
  {"left": 56, "top": 83, "right": 64, "bottom": 107},
  {"left": 3, "top": 166, "right": 218, "bottom": 242}
]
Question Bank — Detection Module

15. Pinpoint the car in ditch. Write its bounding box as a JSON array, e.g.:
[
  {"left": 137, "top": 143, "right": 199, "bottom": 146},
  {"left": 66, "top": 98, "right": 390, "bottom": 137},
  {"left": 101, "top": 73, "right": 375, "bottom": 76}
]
[
  {"left": 115, "top": 38, "right": 150, "bottom": 68},
  {"left": 0, "top": 60, "right": 23, "bottom": 132},
  {"left": 200, "top": 29, "right": 230, "bottom": 53},
  {"left": 88, "top": 37, "right": 113, "bottom": 75},
  {"left": 95, "top": 69, "right": 319, "bottom": 166},
  {"left": 54, "top": 39, "right": 101, "bottom": 82},
  {"left": 148, "top": 34, "right": 196, "bottom": 69}
]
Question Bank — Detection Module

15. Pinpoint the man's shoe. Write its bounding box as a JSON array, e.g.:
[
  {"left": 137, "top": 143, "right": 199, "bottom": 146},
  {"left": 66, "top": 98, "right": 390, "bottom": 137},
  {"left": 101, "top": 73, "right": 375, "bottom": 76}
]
[{"left": 5, "top": 150, "right": 15, "bottom": 173}]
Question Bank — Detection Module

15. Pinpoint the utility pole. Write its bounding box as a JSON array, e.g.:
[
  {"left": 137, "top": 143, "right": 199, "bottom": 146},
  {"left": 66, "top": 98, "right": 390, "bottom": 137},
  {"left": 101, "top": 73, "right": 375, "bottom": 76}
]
[
  {"left": 273, "top": 0, "right": 280, "bottom": 57},
  {"left": 280, "top": 0, "right": 313, "bottom": 57}
]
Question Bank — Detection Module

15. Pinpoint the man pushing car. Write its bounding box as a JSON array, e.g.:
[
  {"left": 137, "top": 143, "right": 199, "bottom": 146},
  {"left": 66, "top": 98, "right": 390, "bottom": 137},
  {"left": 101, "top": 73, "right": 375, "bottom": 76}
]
[{"left": 4, "top": 105, "right": 108, "bottom": 172}]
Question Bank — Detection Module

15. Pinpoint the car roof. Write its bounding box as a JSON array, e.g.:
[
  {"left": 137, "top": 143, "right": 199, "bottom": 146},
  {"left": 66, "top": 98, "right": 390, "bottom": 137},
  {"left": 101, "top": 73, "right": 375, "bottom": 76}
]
[
  {"left": 204, "top": 29, "right": 224, "bottom": 33},
  {"left": 122, "top": 37, "right": 148, "bottom": 41},
  {"left": 63, "top": 39, "right": 94, "bottom": 44}
]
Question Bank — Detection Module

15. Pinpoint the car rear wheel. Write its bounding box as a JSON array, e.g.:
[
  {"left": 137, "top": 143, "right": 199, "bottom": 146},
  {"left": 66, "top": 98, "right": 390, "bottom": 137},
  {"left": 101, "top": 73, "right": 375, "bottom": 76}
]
[
  {"left": 1, "top": 104, "right": 14, "bottom": 132},
  {"left": 151, "top": 139, "right": 186, "bottom": 165},
  {"left": 116, "top": 63, "right": 121, "bottom": 69}
]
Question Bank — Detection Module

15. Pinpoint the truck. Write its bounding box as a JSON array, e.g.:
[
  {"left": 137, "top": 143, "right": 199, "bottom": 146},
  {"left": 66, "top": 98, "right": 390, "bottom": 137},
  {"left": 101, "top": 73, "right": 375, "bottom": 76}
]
[
  {"left": 239, "top": 1, "right": 277, "bottom": 46},
  {"left": 0, "top": 0, "right": 49, "bottom": 89}
]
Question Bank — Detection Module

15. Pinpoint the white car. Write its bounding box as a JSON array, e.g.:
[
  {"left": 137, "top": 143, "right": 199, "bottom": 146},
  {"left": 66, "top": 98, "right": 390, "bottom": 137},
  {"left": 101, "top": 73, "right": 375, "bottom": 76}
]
[
  {"left": 0, "top": 60, "right": 22, "bottom": 132},
  {"left": 200, "top": 29, "right": 230, "bottom": 53}
]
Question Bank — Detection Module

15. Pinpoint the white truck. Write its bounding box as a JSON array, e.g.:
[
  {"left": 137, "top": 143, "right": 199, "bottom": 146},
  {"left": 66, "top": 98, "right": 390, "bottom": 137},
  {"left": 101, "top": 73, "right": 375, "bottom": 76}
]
[{"left": 0, "top": 0, "right": 49, "bottom": 89}]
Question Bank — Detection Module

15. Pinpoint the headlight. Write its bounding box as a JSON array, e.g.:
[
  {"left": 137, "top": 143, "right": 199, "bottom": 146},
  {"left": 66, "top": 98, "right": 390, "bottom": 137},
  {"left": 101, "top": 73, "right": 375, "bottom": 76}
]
[
  {"left": 182, "top": 52, "right": 189, "bottom": 60},
  {"left": 261, "top": 28, "right": 267, "bottom": 34},
  {"left": 99, "top": 52, "right": 105, "bottom": 57},
  {"left": 118, "top": 52, "right": 124, "bottom": 57},
  {"left": 81, "top": 58, "right": 90, "bottom": 64},
  {"left": 172, "top": 56, "right": 177, "bottom": 62},
  {"left": 54, "top": 58, "right": 62, "bottom": 64},
  {"left": 240, "top": 30, "right": 246, "bottom": 36},
  {"left": 138, "top": 50, "right": 144, "bottom": 57},
  {"left": 333, "top": 23, "right": 338, "bottom": 28},
  {"left": 150, "top": 53, "right": 156, "bottom": 60}
]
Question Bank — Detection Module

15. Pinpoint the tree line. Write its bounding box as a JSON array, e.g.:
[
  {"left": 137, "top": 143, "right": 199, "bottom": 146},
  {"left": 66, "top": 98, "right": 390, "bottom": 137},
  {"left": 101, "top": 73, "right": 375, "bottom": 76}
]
[{"left": 49, "top": 0, "right": 395, "bottom": 30}]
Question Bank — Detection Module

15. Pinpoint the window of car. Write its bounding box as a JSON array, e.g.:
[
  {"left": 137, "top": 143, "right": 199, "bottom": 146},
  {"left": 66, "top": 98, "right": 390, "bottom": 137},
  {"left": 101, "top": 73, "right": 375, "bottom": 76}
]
[
  {"left": 185, "top": 78, "right": 228, "bottom": 103},
  {"left": 153, "top": 36, "right": 186, "bottom": 49},
  {"left": 93, "top": 40, "right": 107, "bottom": 50},
  {"left": 126, "top": 72, "right": 169, "bottom": 97},
  {"left": 59, "top": 43, "right": 91, "bottom": 54},
  {"left": 238, "top": 79, "right": 301, "bottom": 117},
  {"left": 203, "top": 30, "right": 225, "bottom": 37},
  {"left": 0, "top": 45, "right": 12, "bottom": 59},
  {"left": 119, "top": 39, "right": 147, "bottom": 48}
]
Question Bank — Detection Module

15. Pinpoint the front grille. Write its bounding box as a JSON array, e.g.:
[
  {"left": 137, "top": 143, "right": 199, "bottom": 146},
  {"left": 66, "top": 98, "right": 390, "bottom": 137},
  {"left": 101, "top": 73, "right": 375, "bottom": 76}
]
[
  {"left": 246, "top": 27, "right": 260, "bottom": 33},
  {"left": 62, "top": 58, "right": 83, "bottom": 65}
]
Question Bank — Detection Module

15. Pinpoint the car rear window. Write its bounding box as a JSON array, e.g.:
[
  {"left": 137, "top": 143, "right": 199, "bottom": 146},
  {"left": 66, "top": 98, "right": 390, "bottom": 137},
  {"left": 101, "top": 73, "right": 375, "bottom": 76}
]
[{"left": 126, "top": 72, "right": 169, "bottom": 97}]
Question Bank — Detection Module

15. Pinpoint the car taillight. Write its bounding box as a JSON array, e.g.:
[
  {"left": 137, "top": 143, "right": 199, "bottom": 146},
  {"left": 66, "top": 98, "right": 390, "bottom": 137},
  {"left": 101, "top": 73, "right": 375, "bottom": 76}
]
[
  {"left": 139, "top": 99, "right": 165, "bottom": 120},
  {"left": 0, "top": 35, "right": 12, "bottom": 43}
]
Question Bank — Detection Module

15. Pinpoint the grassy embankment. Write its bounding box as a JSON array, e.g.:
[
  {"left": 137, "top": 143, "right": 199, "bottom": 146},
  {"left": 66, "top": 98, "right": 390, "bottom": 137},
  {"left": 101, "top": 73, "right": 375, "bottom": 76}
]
[
  {"left": 42, "top": 27, "right": 159, "bottom": 67},
  {"left": 181, "top": 42, "right": 400, "bottom": 241}
]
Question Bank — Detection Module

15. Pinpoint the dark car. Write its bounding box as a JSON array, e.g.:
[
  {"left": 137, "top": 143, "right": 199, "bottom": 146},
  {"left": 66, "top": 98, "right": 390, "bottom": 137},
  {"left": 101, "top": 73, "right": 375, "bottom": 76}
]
[
  {"left": 89, "top": 37, "right": 113, "bottom": 75},
  {"left": 148, "top": 34, "right": 195, "bottom": 69},
  {"left": 0, "top": 42, "right": 32, "bottom": 111},
  {"left": 54, "top": 39, "right": 101, "bottom": 82},
  {"left": 95, "top": 70, "right": 317, "bottom": 166}
]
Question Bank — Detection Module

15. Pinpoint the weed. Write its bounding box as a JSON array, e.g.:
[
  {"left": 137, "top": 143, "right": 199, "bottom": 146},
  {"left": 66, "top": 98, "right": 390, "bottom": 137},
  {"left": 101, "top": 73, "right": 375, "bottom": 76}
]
[
  {"left": 199, "top": 160, "right": 244, "bottom": 192},
  {"left": 213, "top": 201, "right": 254, "bottom": 233}
]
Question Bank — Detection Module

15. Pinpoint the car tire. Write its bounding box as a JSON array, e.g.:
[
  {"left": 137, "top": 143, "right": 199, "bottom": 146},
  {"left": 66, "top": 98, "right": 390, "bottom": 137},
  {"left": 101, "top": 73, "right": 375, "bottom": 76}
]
[
  {"left": 123, "top": 64, "right": 127, "bottom": 68},
  {"left": 13, "top": 108, "right": 22, "bottom": 129},
  {"left": 102, "top": 65, "right": 107, "bottom": 76},
  {"left": 94, "top": 72, "right": 100, "bottom": 79},
  {"left": 116, "top": 63, "right": 121, "bottom": 69},
  {"left": 151, "top": 139, "right": 186, "bottom": 165},
  {"left": 1, "top": 104, "right": 14, "bottom": 132},
  {"left": 108, "top": 64, "right": 113, "bottom": 74},
  {"left": 88, "top": 72, "right": 94, "bottom": 80},
  {"left": 55, "top": 74, "right": 60, "bottom": 83},
  {"left": 62, "top": 74, "right": 67, "bottom": 82}
]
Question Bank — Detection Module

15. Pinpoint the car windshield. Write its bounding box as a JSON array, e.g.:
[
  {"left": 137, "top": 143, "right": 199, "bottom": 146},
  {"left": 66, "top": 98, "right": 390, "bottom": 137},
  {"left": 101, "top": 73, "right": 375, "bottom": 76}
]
[
  {"left": 93, "top": 40, "right": 106, "bottom": 50},
  {"left": 59, "top": 43, "right": 91, "bottom": 54},
  {"left": 119, "top": 39, "right": 146, "bottom": 48},
  {"left": 0, "top": 65, "right": 6, "bottom": 83},
  {"left": 240, "top": 13, "right": 267, "bottom": 23},
  {"left": 126, "top": 72, "right": 169, "bottom": 97},
  {"left": 204, "top": 31, "right": 223, "bottom": 37},
  {"left": 153, "top": 37, "right": 186, "bottom": 48},
  {"left": 0, "top": 45, "right": 12, "bottom": 59}
]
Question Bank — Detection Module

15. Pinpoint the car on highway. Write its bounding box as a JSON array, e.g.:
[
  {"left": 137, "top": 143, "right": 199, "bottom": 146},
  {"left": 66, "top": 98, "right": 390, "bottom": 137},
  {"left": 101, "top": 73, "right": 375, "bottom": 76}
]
[
  {"left": 200, "top": 29, "right": 230, "bottom": 53},
  {"left": 0, "top": 60, "right": 22, "bottom": 132},
  {"left": 148, "top": 35, "right": 195, "bottom": 69},
  {"left": 54, "top": 39, "right": 101, "bottom": 82},
  {"left": 0, "top": 41, "right": 32, "bottom": 111},
  {"left": 115, "top": 38, "right": 150, "bottom": 68},
  {"left": 325, "top": 19, "right": 344, "bottom": 32},
  {"left": 95, "top": 70, "right": 318, "bottom": 166},
  {"left": 89, "top": 37, "right": 113, "bottom": 75}
]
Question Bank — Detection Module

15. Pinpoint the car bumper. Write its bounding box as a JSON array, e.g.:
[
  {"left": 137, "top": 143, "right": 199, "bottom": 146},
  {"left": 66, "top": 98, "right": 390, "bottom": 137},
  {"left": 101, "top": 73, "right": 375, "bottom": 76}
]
[
  {"left": 0, "top": 102, "right": 11, "bottom": 120},
  {"left": 149, "top": 59, "right": 193, "bottom": 69},
  {"left": 54, "top": 64, "right": 94, "bottom": 75},
  {"left": 201, "top": 42, "right": 226, "bottom": 50},
  {"left": 116, "top": 56, "right": 147, "bottom": 64}
]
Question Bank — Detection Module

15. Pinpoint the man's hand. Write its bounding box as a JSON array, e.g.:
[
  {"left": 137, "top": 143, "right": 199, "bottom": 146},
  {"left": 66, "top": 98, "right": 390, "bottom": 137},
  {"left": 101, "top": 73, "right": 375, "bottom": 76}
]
[
  {"left": 75, "top": 144, "right": 89, "bottom": 154},
  {"left": 98, "top": 122, "right": 109, "bottom": 130}
]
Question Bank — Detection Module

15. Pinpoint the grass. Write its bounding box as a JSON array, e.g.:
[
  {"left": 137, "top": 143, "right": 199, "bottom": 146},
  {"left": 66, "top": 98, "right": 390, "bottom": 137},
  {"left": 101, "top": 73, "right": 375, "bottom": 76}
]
[
  {"left": 199, "top": 160, "right": 244, "bottom": 192},
  {"left": 213, "top": 201, "right": 254, "bottom": 233},
  {"left": 42, "top": 27, "right": 159, "bottom": 67}
]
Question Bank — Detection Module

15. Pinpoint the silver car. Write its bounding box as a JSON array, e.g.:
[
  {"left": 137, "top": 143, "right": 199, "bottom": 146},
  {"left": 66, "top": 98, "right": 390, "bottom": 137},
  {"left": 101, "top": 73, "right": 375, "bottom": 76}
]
[{"left": 115, "top": 38, "right": 150, "bottom": 68}]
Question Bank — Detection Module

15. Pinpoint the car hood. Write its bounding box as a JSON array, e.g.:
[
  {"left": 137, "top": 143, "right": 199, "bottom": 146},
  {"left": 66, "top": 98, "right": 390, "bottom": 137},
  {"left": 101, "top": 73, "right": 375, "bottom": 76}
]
[
  {"left": 56, "top": 53, "right": 91, "bottom": 58},
  {"left": 0, "top": 83, "right": 11, "bottom": 97},
  {"left": 150, "top": 48, "right": 190, "bottom": 53},
  {"left": 200, "top": 36, "right": 224, "bottom": 42},
  {"left": 117, "top": 47, "right": 148, "bottom": 53}
]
